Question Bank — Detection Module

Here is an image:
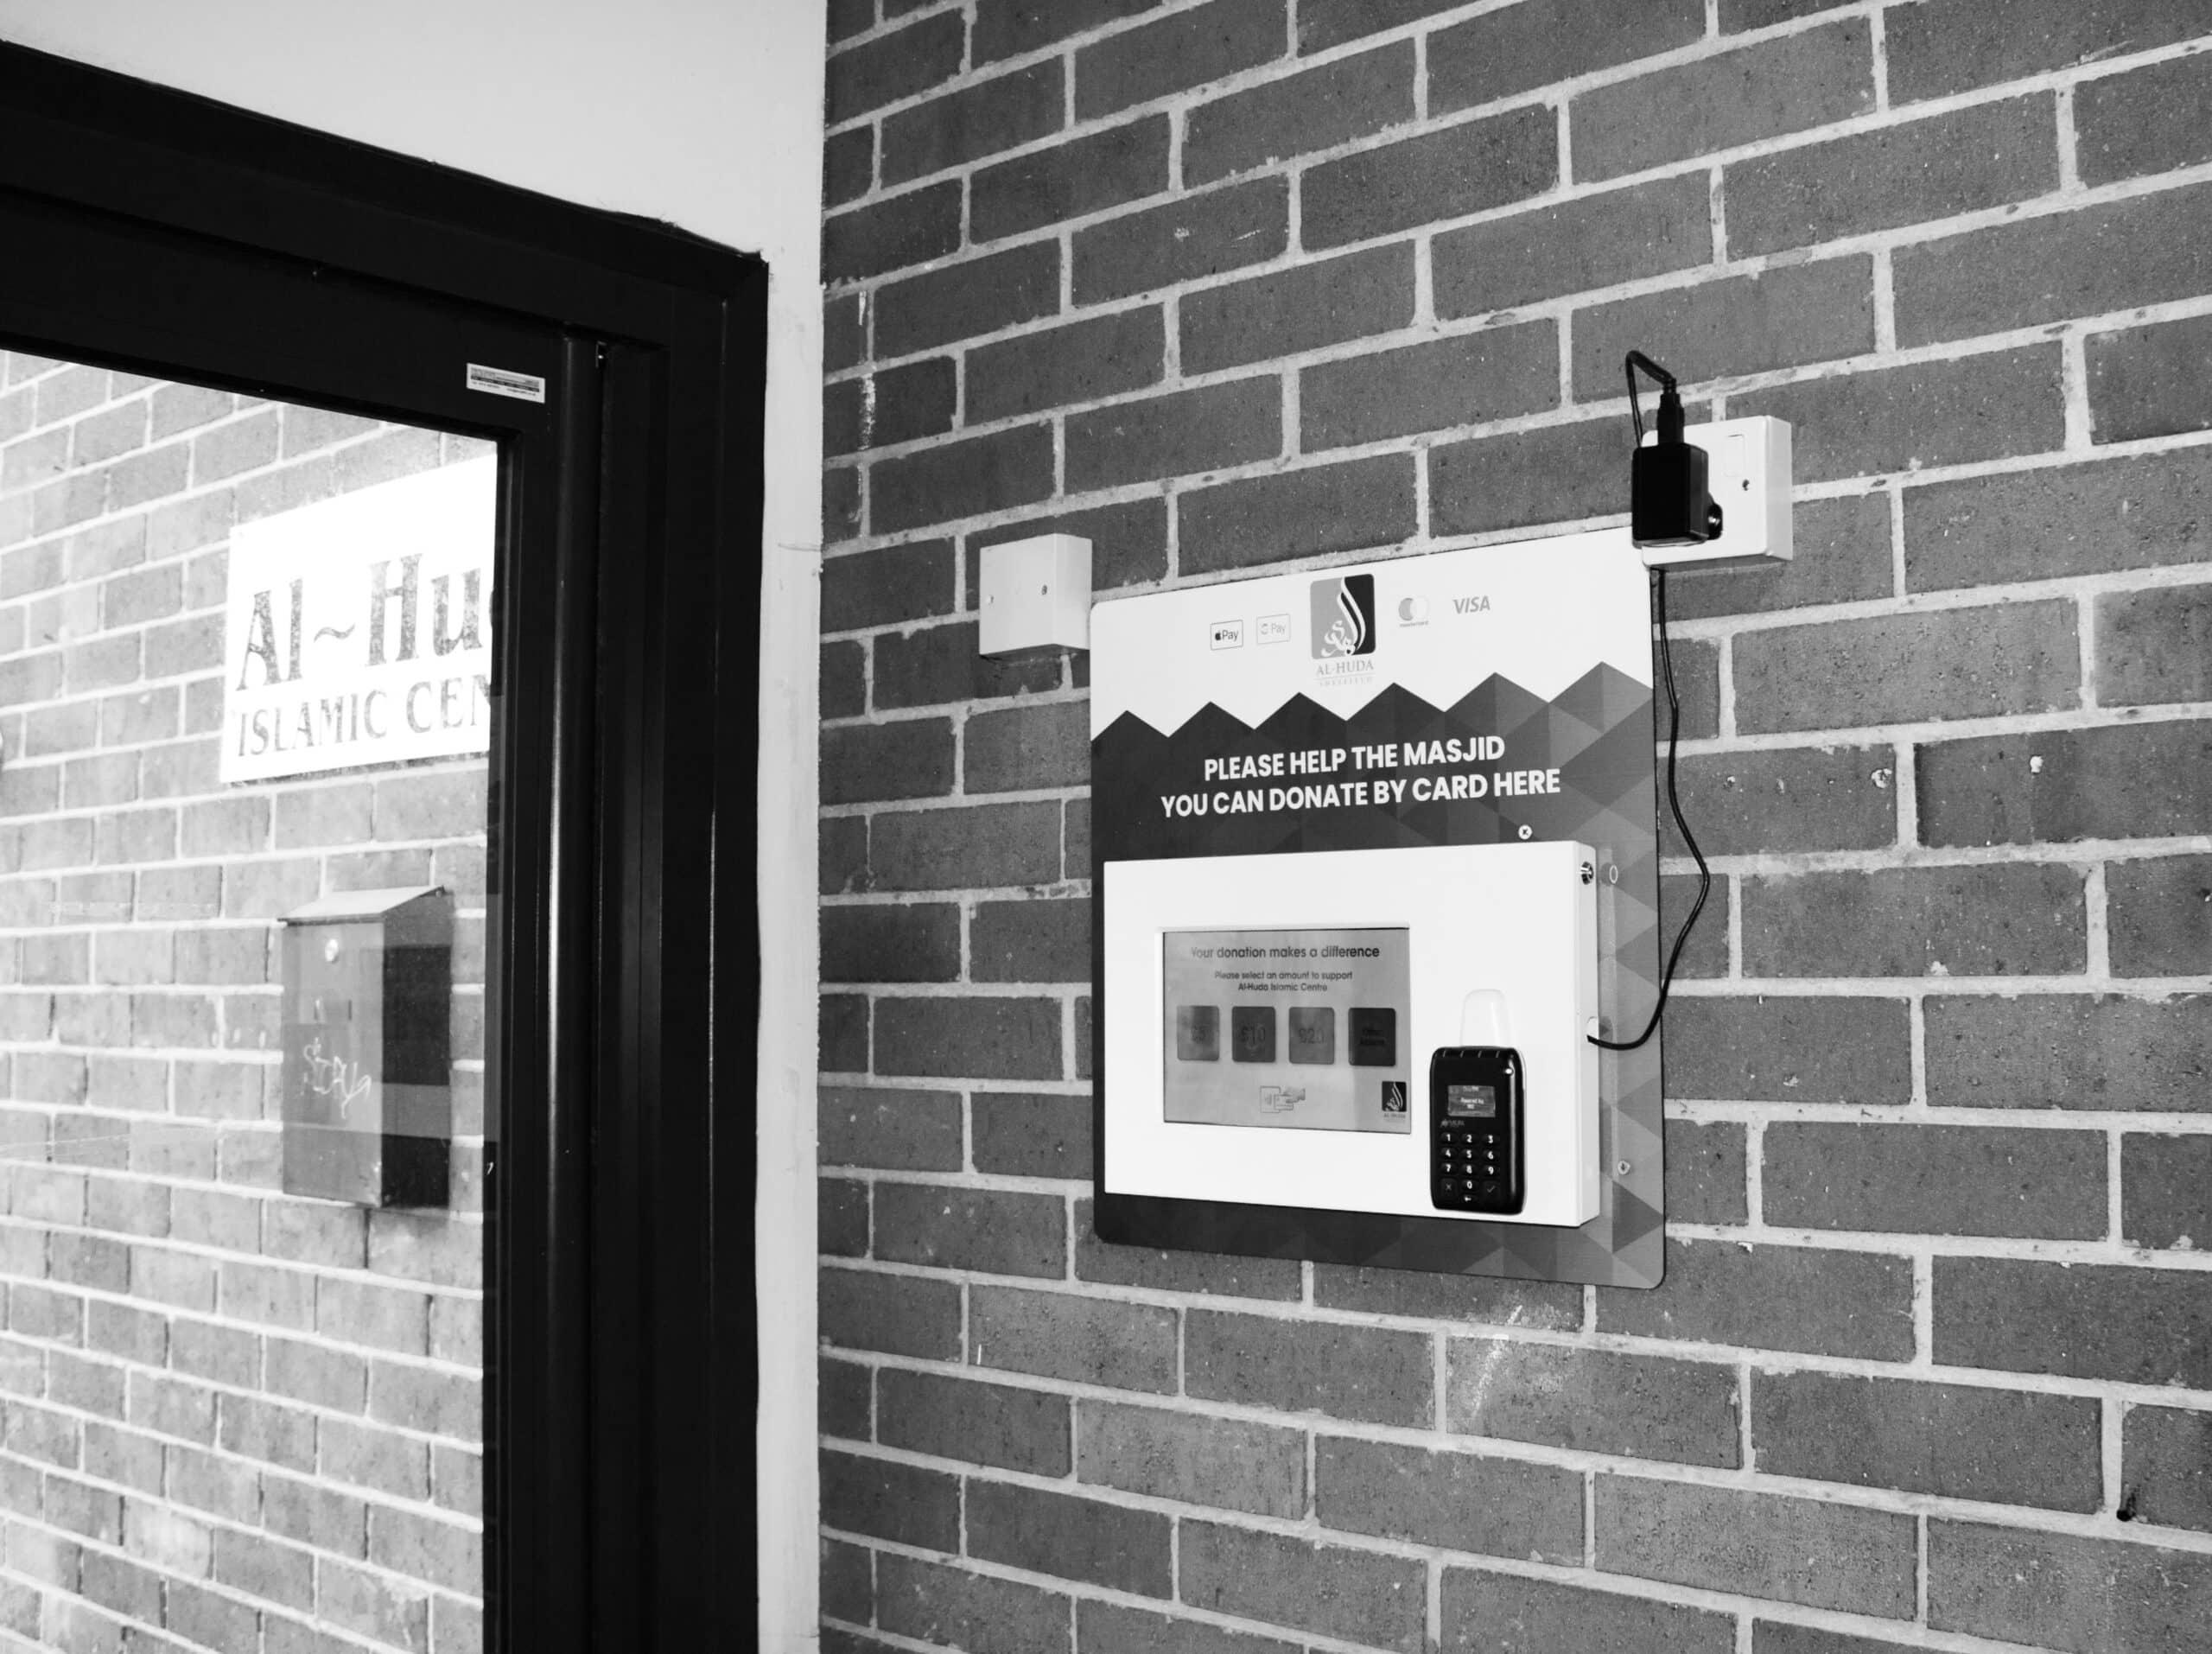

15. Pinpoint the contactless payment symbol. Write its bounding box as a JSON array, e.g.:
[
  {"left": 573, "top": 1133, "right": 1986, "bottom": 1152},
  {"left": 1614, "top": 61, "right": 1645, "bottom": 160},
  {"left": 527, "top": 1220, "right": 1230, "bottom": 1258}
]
[
  {"left": 1309, "top": 574, "right": 1376, "bottom": 658},
  {"left": 1380, "top": 1081, "right": 1408, "bottom": 1114}
]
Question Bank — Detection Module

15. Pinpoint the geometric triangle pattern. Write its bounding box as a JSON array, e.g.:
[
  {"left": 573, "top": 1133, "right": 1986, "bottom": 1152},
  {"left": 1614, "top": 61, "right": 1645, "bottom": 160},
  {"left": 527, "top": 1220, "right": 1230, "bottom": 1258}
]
[{"left": 1094, "top": 665, "right": 1669, "bottom": 1289}]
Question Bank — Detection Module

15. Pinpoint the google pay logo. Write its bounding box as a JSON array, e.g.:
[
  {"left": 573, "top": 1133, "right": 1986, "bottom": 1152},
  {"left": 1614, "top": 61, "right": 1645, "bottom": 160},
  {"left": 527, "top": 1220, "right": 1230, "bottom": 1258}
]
[{"left": 1309, "top": 574, "right": 1376, "bottom": 659}]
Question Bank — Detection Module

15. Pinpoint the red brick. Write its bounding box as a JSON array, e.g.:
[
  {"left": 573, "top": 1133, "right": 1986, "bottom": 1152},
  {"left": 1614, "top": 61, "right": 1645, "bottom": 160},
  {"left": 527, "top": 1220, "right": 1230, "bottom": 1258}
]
[
  {"left": 822, "top": 540, "right": 956, "bottom": 632},
  {"left": 1598, "top": 1238, "right": 1913, "bottom": 1358},
  {"left": 1077, "top": 1602, "right": 1298, "bottom": 1654},
  {"left": 1185, "top": 41, "right": 1413, "bottom": 187},
  {"left": 1572, "top": 21, "right": 1873, "bottom": 182},
  {"left": 822, "top": 639, "right": 865, "bottom": 717},
  {"left": 1889, "top": 0, "right": 2210, "bottom": 104},
  {"left": 869, "top": 423, "right": 1054, "bottom": 532},
  {"left": 1180, "top": 453, "right": 1416, "bottom": 575},
  {"left": 868, "top": 800, "right": 1063, "bottom": 889},
  {"left": 825, "top": 292, "right": 864, "bottom": 372},
  {"left": 1918, "top": 722, "right": 2212, "bottom": 849},
  {"left": 1732, "top": 599, "right": 2078, "bottom": 734},
  {"left": 1182, "top": 242, "right": 1412, "bottom": 374},
  {"left": 878, "top": 1368, "right": 1069, "bottom": 1473},
  {"left": 874, "top": 1180, "right": 1065, "bottom": 1275},
  {"left": 1737, "top": 346, "right": 2064, "bottom": 481},
  {"left": 826, "top": 11, "right": 963, "bottom": 124},
  {"left": 970, "top": 897, "right": 1087, "bottom": 981},
  {"left": 1296, "top": 0, "right": 1460, "bottom": 54},
  {"left": 1313, "top": 1264, "right": 1582, "bottom": 1326},
  {"left": 1668, "top": 745, "right": 1896, "bottom": 858},
  {"left": 969, "top": 1282, "right": 1178, "bottom": 1391},
  {"left": 969, "top": 1479, "right": 1172, "bottom": 1594},
  {"left": 1927, "top": 994, "right": 2212, "bottom": 1113},
  {"left": 2078, "top": 49, "right": 2212, "bottom": 187},
  {"left": 2123, "top": 1404, "right": 2212, "bottom": 1533},
  {"left": 974, "top": 0, "right": 1158, "bottom": 65},
  {"left": 1080, "top": 1200, "right": 1301, "bottom": 1298},
  {"left": 1432, "top": 0, "right": 1702, "bottom": 114},
  {"left": 1597, "top": 1475, "right": 1916, "bottom": 1614},
  {"left": 1319, "top": 1435, "right": 1580, "bottom": 1562},
  {"left": 971, "top": 116, "right": 1169, "bottom": 244},
  {"left": 819, "top": 1083, "right": 963, "bottom": 1169},
  {"left": 823, "top": 126, "right": 872, "bottom": 209},
  {"left": 1072, "top": 177, "right": 1287, "bottom": 304},
  {"left": 1905, "top": 449, "right": 2212, "bottom": 592},
  {"left": 823, "top": 183, "right": 962, "bottom": 284},
  {"left": 968, "top": 308, "right": 1164, "bottom": 423},
  {"left": 876, "top": 242, "right": 1060, "bottom": 357},
  {"left": 820, "top": 1360, "right": 870, "bottom": 1441},
  {"left": 1726, "top": 95, "right": 2056, "bottom": 258},
  {"left": 1306, "top": 321, "right": 1555, "bottom": 449},
  {"left": 1743, "top": 864, "right": 2087, "bottom": 977},
  {"left": 1436, "top": 173, "right": 1712, "bottom": 320},
  {"left": 820, "top": 1264, "right": 961, "bottom": 1358},
  {"left": 1180, "top": 1520, "right": 1425, "bottom": 1653},
  {"left": 1079, "top": 1398, "right": 1302, "bottom": 1517},
  {"left": 822, "top": 1447, "right": 961, "bottom": 1549},
  {"left": 971, "top": 1091, "right": 1088, "bottom": 1177},
  {"left": 823, "top": 357, "right": 955, "bottom": 455},
  {"left": 1580, "top": 258, "right": 1874, "bottom": 402},
  {"left": 1186, "top": 1309, "right": 1430, "bottom": 1426},
  {"left": 1448, "top": 1340, "right": 1739, "bottom": 1466},
  {"left": 1927, "top": 1519, "right": 2212, "bottom": 1654},
  {"left": 2107, "top": 852, "right": 2212, "bottom": 976},
  {"left": 1444, "top": 1569, "right": 1734, "bottom": 1654},
  {"left": 1302, "top": 107, "right": 1554, "bottom": 250},
  {"left": 877, "top": 1552, "right": 1070, "bottom": 1654},
  {"left": 2122, "top": 1133, "right": 2211, "bottom": 1251},
  {"left": 1075, "top": 0, "right": 1284, "bottom": 120},
  {"left": 1766, "top": 1122, "right": 2107, "bottom": 1238},
  {"left": 1936, "top": 1257, "right": 2212, "bottom": 1388},
  {"left": 820, "top": 720, "right": 953, "bottom": 804},
  {"left": 1065, "top": 377, "right": 1280, "bottom": 491},
  {"left": 2091, "top": 313, "right": 2212, "bottom": 444},
  {"left": 963, "top": 700, "right": 1084, "bottom": 792},
  {"left": 822, "top": 902, "right": 960, "bottom": 983},
  {"left": 881, "top": 61, "right": 1063, "bottom": 188},
  {"left": 1897, "top": 182, "right": 2212, "bottom": 347}
]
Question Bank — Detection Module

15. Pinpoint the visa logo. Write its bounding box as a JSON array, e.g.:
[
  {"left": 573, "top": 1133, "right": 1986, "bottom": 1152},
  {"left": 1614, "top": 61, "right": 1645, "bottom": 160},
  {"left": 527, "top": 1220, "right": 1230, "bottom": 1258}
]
[{"left": 1453, "top": 595, "right": 1492, "bottom": 614}]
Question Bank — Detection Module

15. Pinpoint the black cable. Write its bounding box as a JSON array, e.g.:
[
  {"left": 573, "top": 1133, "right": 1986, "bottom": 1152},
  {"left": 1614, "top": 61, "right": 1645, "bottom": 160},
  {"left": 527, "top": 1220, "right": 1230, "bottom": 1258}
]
[
  {"left": 1590, "top": 564, "right": 1711, "bottom": 1052},
  {"left": 1624, "top": 350, "right": 1675, "bottom": 448}
]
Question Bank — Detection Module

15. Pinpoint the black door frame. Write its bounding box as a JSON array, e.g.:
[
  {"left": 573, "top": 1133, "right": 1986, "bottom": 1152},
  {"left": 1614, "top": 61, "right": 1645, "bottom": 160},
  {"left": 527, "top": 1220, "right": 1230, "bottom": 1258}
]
[{"left": 0, "top": 42, "right": 762, "bottom": 1651}]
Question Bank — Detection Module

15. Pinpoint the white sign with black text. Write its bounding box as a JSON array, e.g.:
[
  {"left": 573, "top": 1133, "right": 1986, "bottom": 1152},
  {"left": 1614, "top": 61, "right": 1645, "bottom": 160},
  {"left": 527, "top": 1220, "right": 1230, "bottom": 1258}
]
[{"left": 220, "top": 457, "right": 496, "bottom": 784}]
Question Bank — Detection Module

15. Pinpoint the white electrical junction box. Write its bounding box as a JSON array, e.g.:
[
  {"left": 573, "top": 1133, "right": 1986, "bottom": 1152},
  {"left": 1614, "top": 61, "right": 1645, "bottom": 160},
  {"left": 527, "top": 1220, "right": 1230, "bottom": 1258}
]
[{"left": 1640, "top": 415, "right": 1793, "bottom": 569}]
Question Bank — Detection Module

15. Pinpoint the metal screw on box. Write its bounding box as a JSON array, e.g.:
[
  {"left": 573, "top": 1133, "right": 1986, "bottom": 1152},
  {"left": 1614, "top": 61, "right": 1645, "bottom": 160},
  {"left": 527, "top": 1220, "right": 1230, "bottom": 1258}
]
[{"left": 278, "top": 886, "right": 454, "bottom": 1208}]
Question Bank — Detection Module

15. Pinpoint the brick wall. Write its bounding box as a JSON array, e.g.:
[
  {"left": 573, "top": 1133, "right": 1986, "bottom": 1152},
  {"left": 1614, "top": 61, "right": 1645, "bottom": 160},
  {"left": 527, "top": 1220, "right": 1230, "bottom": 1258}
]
[
  {"left": 0, "top": 353, "right": 486, "bottom": 1653},
  {"left": 817, "top": 3, "right": 2212, "bottom": 1650}
]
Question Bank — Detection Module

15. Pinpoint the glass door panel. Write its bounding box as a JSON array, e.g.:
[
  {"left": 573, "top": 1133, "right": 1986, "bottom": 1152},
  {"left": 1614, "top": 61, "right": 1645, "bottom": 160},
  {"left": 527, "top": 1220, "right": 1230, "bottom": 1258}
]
[{"left": 0, "top": 349, "right": 493, "bottom": 1654}]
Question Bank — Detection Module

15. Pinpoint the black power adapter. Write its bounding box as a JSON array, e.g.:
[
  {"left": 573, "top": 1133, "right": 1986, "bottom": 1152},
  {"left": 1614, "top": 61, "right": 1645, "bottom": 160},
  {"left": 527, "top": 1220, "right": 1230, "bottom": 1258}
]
[{"left": 1626, "top": 351, "right": 1721, "bottom": 549}]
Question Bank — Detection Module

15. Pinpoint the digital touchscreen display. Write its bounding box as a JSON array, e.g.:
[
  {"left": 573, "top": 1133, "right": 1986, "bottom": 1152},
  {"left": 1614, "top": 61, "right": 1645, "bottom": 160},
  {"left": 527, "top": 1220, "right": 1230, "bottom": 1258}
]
[
  {"left": 1162, "top": 926, "right": 1410, "bottom": 1134},
  {"left": 1446, "top": 1084, "right": 1497, "bottom": 1118}
]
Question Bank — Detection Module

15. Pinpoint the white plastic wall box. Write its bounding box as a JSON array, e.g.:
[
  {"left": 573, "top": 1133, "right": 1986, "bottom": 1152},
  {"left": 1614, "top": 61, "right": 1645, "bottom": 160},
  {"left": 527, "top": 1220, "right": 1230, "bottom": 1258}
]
[
  {"left": 979, "top": 532, "right": 1090, "bottom": 653},
  {"left": 1103, "top": 840, "right": 1602, "bottom": 1225},
  {"left": 1638, "top": 415, "right": 1792, "bottom": 569}
]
